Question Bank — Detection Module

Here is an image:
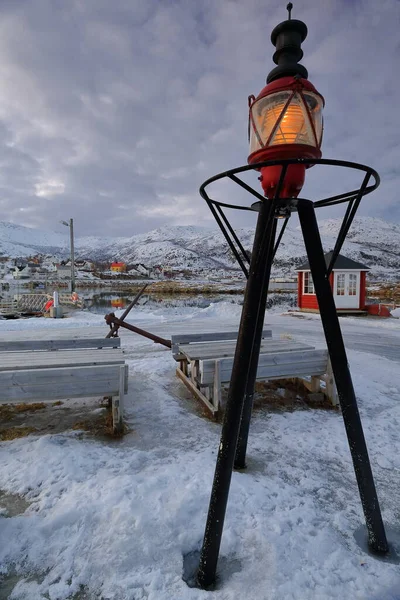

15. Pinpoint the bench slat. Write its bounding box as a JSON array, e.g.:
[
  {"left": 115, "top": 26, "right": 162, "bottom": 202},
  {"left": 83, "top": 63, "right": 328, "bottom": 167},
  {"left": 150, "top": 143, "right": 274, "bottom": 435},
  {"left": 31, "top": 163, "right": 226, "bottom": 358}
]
[
  {"left": 0, "top": 364, "right": 128, "bottom": 402},
  {"left": 200, "top": 348, "right": 328, "bottom": 373},
  {"left": 200, "top": 350, "right": 328, "bottom": 384},
  {"left": 0, "top": 349, "right": 125, "bottom": 371},
  {"left": 171, "top": 329, "right": 272, "bottom": 345},
  {"left": 200, "top": 362, "right": 328, "bottom": 385},
  {"left": 219, "top": 349, "right": 327, "bottom": 371},
  {"left": 171, "top": 329, "right": 272, "bottom": 358},
  {"left": 181, "top": 340, "right": 313, "bottom": 361},
  {"left": 0, "top": 338, "right": 121, "bottom": 352}
]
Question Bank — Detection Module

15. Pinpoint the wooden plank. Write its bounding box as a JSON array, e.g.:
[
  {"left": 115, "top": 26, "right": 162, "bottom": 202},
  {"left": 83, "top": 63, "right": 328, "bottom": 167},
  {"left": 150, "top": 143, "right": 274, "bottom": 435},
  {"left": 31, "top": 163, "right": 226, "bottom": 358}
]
[
  {"left": 179, "top": 339, "right": 313, "bottom": 361},
  {"left": 0, "top": 338, "right": 121, "bottom": 352},
  {"left": 0, "top": 365, "right": 126, "bottom": 402},
  {"left": 213, "top": 359, "right": 222, "bottom": 411},
  {"left": 175, "top": 367, "right": 218, "bottom": 416},
  {"left": 200, "top": 344, "right": 318, "bottom": 370},
  {"left": 112, "top": 365, "right": 126, "bottom": 433},
  {"left": 200, "top": 350, "right": 328, "bottom": 385},
  {"left": 0, "top": 357, "right": 125, "bottom": 371},
  {"left": 0, "top": 327, "right": 110, "bottom": 342},
  {"left": 171, "top": 329, "right": 272, "bottom": 358},
  {"left": 200, "top": 363, "right": 328, "bottom": 386},
  {"left": 124, "top": 363, "right": 129, "bottom": 394},
  {"left": 171, "top": 329, "right": 272, "bottom": 345},
  {"left": 324, "top": 358, "right": 338, "bottom": 406},
  {"left": 219, "top": 362, "right": 328, "bottom": 382},
  {"left": 0, "top": 349, "right": 125, "bottom": 371},
  {"left": 218, "top": 349, "right": 327, "bottom": 371}
]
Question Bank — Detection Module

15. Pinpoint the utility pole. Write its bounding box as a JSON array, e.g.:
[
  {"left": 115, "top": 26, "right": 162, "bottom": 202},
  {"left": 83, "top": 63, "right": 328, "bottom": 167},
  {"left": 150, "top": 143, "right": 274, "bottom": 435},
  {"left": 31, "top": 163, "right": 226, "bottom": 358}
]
[
  {"left": 69, "top": 218, "right": 75, "bottom": 293},
  {"left": 60, "top": 218, "right": 75, "bottom": 293}
]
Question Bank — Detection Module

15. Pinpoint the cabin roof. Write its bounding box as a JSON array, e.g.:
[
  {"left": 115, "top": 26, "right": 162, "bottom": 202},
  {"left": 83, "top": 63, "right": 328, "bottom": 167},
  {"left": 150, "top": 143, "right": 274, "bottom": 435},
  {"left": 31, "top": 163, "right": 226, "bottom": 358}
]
[{"left": 296, "top": 251, "right": 369, "bottom": 272}]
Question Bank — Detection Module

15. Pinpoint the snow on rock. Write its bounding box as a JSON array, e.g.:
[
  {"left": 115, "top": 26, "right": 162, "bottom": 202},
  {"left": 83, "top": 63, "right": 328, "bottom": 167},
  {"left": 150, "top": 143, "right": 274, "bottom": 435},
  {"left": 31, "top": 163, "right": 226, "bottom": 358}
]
[{"left": 1, "top": 217, "right": 399, "bottom": 279}]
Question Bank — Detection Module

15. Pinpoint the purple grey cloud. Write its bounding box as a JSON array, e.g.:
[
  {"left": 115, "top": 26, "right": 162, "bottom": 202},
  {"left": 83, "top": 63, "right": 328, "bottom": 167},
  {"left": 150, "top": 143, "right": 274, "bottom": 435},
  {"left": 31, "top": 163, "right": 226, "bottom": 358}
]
[{"left": 0, "top": 0, "right": 399, "bottom": 236}]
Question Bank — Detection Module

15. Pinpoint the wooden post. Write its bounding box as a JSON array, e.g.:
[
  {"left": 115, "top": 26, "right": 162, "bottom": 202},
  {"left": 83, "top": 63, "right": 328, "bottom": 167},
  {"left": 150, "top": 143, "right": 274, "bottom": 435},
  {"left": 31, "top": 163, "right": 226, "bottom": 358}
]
[
  {"left": 112, "top": 365, "right": 126, "bottom": 434},
  {"left": 310, "top": 375, "right": 321, "bottom": 393},
  {"left": 325, "top": 358, "right": 338, "bottom": 406},
  {"left": 213, "top": 359, "right": 222, "bottom": 411}
]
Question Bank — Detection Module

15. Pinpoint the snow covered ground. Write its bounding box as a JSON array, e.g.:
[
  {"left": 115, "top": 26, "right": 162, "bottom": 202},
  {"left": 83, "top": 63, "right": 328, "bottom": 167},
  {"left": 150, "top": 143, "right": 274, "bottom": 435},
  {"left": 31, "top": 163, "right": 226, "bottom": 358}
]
[{"left": 0, "top": 304, "right": 400, "bottom": 599}]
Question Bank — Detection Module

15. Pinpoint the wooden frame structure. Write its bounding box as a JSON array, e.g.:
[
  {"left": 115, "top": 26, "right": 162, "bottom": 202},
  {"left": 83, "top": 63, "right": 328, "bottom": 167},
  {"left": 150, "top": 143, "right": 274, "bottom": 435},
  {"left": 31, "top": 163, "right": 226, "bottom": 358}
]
[{"left": 172, "top": 331, "right": 337, "bottom": 415}]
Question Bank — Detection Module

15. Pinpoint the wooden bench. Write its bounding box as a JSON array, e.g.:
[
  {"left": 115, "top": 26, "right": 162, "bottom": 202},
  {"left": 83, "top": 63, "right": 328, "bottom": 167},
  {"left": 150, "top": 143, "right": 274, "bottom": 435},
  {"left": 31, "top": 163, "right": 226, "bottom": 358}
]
[
  {"left": 199, "top": 348, "right": 336, "bottom": 412},
  {"left": 0, "top": 337, "right": 128, "bottom": 433},
  {"left": 173, "top": 331, "right": 337, "bottom": 415}
]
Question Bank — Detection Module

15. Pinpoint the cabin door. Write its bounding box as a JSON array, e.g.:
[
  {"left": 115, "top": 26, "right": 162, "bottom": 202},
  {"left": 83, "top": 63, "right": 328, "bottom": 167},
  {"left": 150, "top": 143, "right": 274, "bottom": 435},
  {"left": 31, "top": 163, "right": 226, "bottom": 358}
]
[{"left": 333, "top": 272, "right": 359, "bottom": 309}]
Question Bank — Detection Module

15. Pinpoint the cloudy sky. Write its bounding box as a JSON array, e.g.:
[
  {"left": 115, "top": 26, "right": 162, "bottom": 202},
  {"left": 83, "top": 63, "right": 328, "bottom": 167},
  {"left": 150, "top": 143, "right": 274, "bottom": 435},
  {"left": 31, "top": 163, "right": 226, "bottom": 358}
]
[{"left": 0, "top": 0, "right": 399, "bottom": 237}]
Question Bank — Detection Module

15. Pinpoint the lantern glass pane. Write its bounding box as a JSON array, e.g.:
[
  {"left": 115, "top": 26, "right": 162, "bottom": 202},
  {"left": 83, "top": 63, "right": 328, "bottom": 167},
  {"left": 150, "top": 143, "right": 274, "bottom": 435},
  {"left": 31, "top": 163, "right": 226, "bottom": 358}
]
[
  {"left": 303, "top": 92, "right": 323, "bottom": 144},
  {"left": 249, "top": 90, "right": 323, "bottom": 152},
  {"left": 250, "top": 91, "right": 292, "bottom": 153}
]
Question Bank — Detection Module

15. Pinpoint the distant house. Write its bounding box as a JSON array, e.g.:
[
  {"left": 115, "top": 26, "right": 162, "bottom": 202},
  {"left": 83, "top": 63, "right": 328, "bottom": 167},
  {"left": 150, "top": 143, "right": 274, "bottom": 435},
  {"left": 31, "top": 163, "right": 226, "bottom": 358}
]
[
  {"left": 13, "top": 265, "right": 31, "bottom": 279},
  {"left": 72, "top": 260, "right": 94, "bottom": 272},
  {"left": 56, "top": 263, "right": 72, "bottom": 279},
  {"left": 150, "top": 266, "right": 163, "bottom": 279},
  {"left": 134, "top": 263, "right": 150, "bottom": 277},
  {"left": 40, "top": 257, "right": 58, "bottom": 272},
  {"left": 0, "top": 258, "right": 11, "bottom": 278},
  {"left": 161, "top": 267, "right": 174, "bottom": 279},
  {"left": 110, "top": 262, "right": 127, "bottom": 273},
  {"left": 296, "top": 252, "right": 369, "bottom": 312}
]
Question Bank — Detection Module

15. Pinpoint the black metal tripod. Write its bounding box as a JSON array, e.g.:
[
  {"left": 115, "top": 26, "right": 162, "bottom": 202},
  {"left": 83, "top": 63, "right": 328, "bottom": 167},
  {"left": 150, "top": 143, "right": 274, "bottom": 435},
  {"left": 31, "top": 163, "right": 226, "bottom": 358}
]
[{"left": 195, "top": 158, "right": 389, "bottom": 589}]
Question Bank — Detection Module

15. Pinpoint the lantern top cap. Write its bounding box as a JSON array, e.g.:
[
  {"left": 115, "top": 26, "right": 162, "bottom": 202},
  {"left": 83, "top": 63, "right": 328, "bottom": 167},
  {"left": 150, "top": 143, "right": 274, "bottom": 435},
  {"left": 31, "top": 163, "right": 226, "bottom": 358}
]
[
  {"left": 254, "top": 76, "right": 324, "bottom": 104},
  {"left": 267, "top": 4, "right": 309, "bottom": 84}
]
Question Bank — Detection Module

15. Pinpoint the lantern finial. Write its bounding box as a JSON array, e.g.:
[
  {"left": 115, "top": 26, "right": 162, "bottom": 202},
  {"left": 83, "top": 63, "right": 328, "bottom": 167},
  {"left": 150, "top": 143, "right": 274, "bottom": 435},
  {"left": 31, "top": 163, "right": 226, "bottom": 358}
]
[{"left": 267, "top": 9, "right": 308, "bottom": 83}]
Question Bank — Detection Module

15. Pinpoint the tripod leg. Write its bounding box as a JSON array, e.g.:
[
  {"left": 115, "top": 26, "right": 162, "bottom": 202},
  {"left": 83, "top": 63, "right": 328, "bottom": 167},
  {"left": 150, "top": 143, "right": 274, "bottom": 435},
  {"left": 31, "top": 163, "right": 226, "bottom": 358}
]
[
  {"left": 234, "top": 219, "right": 277, "bottom": 469},
  {"left": 196, "top": 200, "right": 277, "bottom": 588},
  {"left": 297, "top": 199, "right": 388, "bottom": 554}
]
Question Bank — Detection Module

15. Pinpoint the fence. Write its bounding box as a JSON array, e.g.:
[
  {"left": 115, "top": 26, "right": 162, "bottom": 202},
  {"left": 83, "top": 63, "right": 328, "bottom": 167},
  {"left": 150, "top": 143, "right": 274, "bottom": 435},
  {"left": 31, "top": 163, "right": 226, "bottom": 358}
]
[{"left": 13, "top": 293, "right": 84, "bottom": 312}]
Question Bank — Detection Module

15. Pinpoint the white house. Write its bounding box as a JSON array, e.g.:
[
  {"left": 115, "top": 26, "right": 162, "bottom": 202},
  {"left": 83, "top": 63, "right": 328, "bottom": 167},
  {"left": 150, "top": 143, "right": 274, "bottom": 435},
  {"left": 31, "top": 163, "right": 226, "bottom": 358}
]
[{"left": 13, "top": 266, "right": 31, "bottom": 279}]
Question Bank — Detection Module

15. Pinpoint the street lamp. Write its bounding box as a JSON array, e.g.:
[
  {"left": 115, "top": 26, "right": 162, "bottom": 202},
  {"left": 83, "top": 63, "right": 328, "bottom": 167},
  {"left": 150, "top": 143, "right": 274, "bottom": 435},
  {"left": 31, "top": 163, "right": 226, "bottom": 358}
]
[
  {"left": 193, "top": 3, "right": 389, "bottom": 590},
  {"left": 60, "top": 218, "right": 75, "bottom": 293}
]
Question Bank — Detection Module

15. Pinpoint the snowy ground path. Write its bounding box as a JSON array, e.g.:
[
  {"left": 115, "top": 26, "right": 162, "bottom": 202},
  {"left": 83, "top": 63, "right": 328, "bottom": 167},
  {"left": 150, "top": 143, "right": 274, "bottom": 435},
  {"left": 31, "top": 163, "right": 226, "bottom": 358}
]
[{"left": 0, "top": 305, "right": 400, "bottom": 599}]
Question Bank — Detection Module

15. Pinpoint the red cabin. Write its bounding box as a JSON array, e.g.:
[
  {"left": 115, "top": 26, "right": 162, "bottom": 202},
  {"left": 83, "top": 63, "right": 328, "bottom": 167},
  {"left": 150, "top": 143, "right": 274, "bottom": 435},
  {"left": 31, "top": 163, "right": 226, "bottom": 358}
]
[{"left": 296, "top": 252, "right": 369, "bottom": 313}]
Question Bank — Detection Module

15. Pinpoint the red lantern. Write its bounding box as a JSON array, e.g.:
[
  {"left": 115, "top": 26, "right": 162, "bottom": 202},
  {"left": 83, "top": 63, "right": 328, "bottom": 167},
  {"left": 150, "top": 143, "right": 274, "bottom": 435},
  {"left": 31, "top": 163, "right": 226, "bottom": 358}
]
[{"left": 247, "top": 8, "right": 324, "bottom": 199}]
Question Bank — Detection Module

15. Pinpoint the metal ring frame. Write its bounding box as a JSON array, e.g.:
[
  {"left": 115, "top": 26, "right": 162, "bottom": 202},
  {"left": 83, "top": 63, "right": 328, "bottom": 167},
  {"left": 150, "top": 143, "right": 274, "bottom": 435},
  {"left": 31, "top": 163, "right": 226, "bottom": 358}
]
[{"left": 199, "top": 158, "right": 379, "bottom": 279}]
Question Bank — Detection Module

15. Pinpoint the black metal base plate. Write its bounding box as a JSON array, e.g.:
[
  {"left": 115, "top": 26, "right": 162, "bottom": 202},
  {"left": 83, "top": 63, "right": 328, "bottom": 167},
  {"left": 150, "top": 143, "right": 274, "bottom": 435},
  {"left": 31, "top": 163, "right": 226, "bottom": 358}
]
[{"left": 353, "top": 524, "right": 400, "bottom": 565}]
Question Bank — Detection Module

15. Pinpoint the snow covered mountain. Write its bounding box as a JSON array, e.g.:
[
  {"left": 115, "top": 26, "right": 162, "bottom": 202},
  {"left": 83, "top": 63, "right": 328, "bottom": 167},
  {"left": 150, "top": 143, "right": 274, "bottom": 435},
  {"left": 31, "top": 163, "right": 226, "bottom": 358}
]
[{"left": 0, "top": 217, "right": 399, "bottom": 280}]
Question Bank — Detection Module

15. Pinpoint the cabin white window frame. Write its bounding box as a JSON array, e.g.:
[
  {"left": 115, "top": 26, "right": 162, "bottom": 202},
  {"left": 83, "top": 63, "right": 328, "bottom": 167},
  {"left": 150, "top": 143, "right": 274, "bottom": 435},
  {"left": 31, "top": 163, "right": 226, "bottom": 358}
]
[
  {"left": 336, "top": 273, "right": 346, "bottom": 296},
  {"left": 303, "top": 271, "right": 315, "bottom": 295},
  {"left": 348, "top": 272, "right": 357, "bottom": 296}
]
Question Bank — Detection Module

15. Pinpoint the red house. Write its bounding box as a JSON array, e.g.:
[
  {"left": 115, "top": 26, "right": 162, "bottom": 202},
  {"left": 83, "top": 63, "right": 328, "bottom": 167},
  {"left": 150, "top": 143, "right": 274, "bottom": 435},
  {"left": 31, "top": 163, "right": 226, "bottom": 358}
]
[{"left": 296, "top": 252, "right": 369, "bottom": 312}]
